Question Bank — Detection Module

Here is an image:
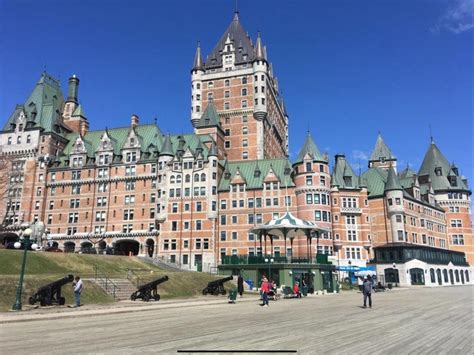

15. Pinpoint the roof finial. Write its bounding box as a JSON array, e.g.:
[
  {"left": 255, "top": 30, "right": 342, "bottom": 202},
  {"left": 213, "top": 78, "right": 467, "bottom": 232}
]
[
  {"left": 154, "top": 115, "right": 157, "bottom": 125},
  {"left": 429, "top": 124, "right": 434, "bottom": 144}
]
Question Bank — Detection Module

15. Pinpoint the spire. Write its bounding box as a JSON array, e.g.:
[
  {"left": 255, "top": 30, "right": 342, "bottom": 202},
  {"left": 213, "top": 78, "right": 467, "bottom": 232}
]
[
  {"left": 192, "top": 42, "right": 203, "bottom": 72},
  {"left": 369, "top": 133, "right": 396, "bottom": 163},
  {"left": 385, "top": 166, "right": 402, "bottom": 192},
  {"left": 159, "top": 135, "right": 174, "bottom": 157},
  {"left": 255, "top": 32, "right": 265, "bottom": 61},
  {"left": 208, "top": 140, "right": 218, "bottom": 157},
  {"left": 294, "top": 132, "right": 324, "bottom": 165}
]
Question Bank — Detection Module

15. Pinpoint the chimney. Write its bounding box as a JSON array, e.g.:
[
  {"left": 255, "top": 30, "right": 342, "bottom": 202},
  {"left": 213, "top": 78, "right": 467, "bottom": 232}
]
[
  {"left": 131, "top": 114, "right": 139, "bottom": 129},
  {"left": 80, "top": 120, "right": 89, "bottom": 137},
  {"left": 66, "top": 75, "right": 80, "bottom": 104}
]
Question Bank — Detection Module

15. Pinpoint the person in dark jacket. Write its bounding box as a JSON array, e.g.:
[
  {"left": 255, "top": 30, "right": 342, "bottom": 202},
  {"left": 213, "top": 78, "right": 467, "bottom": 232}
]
[
  {"left": 237, "top": 274, "right": 244, "bottom": 297},
  {"left": 362, "top": 275, "right": 373, "bottom": 308}
]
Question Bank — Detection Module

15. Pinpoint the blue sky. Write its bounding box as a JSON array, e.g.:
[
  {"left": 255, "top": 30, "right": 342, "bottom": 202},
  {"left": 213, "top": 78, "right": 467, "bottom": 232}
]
[{"left": 0, "top": 0, "right": 472, "bottom": 182}]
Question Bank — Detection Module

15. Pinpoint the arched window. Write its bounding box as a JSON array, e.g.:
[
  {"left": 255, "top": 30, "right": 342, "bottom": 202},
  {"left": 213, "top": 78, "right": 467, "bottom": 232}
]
[
  {"left": 17, "top": 136, "right": 21, "bottom": 144},
  {"left": 170, "top": 175, "right": 176, "bottom": 184},
  {"left": 455, "top": 270, "right": 460, "bottom": 283},
  {"left": 176, "top": 175, "right": 182, "bottom": 183},
  {"left": 7, "top": 137, "right": 12, "bottom": 145},
  {"left": 443, "top": 269, "right": 448, "bottom": 283},
  {"left": 465, "top": 270, "right": 469, "bottom": 282},
  {"left": 201, "top": 173, "right": 206, "bottom": 182},
  {"left": 194, "top": 174, "right": 199, "bottom": 182},
  {"left": 185, "top": 174, "right": 190, "bottom": 183},
  {"left": 26, "top": 135, "right": 31, "bottom": 144},
  {"left": 430, "top": 268, "right": 435, "bottom": 283}
]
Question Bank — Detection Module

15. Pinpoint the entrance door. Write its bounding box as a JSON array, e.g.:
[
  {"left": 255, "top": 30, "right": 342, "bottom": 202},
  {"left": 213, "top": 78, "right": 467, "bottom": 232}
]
[
  {"left": 410, "top": 268, "right": 425, "bottom": 285},
  {"left": 321, "top": 271, "right": 333, "bottom": 292},
  {"left": 195, "top": 254, "right": 202, "bottom": 272},
  {"left": 384, "top": 268, "right": 400, "bottom": 284}
]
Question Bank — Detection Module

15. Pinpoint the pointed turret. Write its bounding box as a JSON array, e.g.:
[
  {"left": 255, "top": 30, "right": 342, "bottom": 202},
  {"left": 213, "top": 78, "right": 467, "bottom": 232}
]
[
  {"left": 385, "top": 166, "right": 402, "bottom": 193},
  {"left": 159, "top": 135, "right": 174, "bottom": 157},
  {"left": 294, "top": 132, "right": 324, "bottom": 165},
  {"left": 255, "top": 32, "right": 265, "bottom": 61},
  {"left": 196, "top": 102, "right": 220, "bottom": 128},
  {"left": 191, "top": 42, "right": 204, "bottom": 72},
  {"left": 208, "top": 140, "right": 218, "bottom": 157},
  {"left": 369, "top": 133, "right": 396, "bottom": 169}
]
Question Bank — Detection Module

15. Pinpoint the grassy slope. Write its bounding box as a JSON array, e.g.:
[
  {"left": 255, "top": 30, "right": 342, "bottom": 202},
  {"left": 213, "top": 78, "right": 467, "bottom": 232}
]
[{"left": 0, "top": 250, "right": 231, "bottom": 311}]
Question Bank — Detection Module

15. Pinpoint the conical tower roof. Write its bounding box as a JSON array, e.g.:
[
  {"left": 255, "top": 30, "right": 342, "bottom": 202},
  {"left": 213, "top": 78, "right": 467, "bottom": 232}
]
[
  {"left": 369, "top": 134, "right": 396, "bottom": 162},
  {"left": 385, "top": 166, "right": 402, "bottom": 192},
  {"left": 196, "top": 102, "right": 221, "bottom": 128},
  {"left": 255, "top": 32, "right": 265, "bottom": 61},
  {"left": 191, "top": 42, "right": 203, "bottom": 72},
  {"left": 294, "top": 132, "right": 324, "bottom": 165},
  {"left": 72, "top": 104, "right": 86, "bottom": 118},
  {"left": 208, "top": 140, "right": 218, "bottom": 157},
  {"left": 159, "top": 135, "right": 174, "bottom": 157}
]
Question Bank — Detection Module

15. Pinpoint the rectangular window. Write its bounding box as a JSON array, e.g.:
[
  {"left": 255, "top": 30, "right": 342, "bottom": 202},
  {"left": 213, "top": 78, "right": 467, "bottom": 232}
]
[
  {"left": 306, "top": 176, "right": 312, "bottom": 186},
  {"left": 315, "top": 211, "right": 321, "bottom": 221}
]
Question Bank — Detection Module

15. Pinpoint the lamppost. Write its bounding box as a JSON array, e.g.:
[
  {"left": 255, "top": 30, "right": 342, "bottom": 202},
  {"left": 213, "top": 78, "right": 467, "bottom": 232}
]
[
  {"left": 264, "top": 257, "right": 274, "bottom": 281},
  {"left": 12, "top": 223, "right": 39, "bottom": 311},
  {"left": 393, "top": 262, "right": 398, "bottom": 287},
  {"left": 348, "top": 260, "right": 353, "bottom": 290}
]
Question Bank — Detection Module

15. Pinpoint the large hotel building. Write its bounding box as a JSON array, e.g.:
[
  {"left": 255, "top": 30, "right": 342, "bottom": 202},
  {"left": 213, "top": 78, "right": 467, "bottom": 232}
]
[{"left": 1, "top": 13, "right": 472, "bottom": 285}]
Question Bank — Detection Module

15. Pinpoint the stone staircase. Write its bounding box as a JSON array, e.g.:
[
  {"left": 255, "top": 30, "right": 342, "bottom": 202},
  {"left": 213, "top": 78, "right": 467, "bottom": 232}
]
[
  {"left": 90, "top": 278, "right": 137, "bottom": 301},
  {"left": 137, "top": 256, "right": 185, "bottom": 272}
]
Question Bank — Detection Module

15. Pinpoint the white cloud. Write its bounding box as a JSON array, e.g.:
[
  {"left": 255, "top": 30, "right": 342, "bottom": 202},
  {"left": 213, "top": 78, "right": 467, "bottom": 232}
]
[
  {"left": 352, "top": 150, "right": 370, "bottom": 162},
  {"left": 433, "top": 0, "right": 474, "bottom": 34}
]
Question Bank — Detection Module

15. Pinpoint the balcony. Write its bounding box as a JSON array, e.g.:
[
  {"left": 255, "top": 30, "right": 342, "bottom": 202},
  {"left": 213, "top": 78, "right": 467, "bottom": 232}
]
[
  {"left": 340, "top": 207, "right": 362, "bottom": 214},
  {"left": 220, "top": 254, "right": 330, "bottom": 265}
]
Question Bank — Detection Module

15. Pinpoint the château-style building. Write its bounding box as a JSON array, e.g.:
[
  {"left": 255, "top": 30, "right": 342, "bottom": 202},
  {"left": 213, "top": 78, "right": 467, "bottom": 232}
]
[{"left": 0, "top": 12, "right": 472, "bottom": 287}]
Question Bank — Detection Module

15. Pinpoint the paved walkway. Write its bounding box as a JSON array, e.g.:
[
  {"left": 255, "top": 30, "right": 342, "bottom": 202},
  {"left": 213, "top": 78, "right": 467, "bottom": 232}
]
[{"left": 1, "top": 286, "right": 472, "bottom": 354}]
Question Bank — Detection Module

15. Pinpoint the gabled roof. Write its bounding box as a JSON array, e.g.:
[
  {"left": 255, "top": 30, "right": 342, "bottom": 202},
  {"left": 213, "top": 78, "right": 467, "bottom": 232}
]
[
  {"left": 2, "top": 72, "right": 69, "bottom": 135},
  {"left": 196, "top": 102, "right": 221, "bottom": 128},
  {"left": 418, "top": 141, "right": 470, "bottom": 192},
  {"left": 204, "top": 12, "right": 256, "bottom": 69},
  {"left": 369, "top": 134, "right": 396, "bottom": 162},
  {"left": 294, "top": 132, "right": 324, "bottom": 165},
  {"left": 331, "top": 155, "right": 362, "bottom": 189},
  {"left": 219, "top": 158, "right": 294, "bottom": 191}
]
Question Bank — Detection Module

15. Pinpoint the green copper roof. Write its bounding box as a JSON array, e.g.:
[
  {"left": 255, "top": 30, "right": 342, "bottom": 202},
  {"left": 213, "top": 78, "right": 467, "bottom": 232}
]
[
  {"left": 219, "top": 158, "right": 294, "bottom": 191},
  {"left": 385, "top": 167, "right": 402, "bottom": 192},
  {"left": 362, "top": 168, "right": 388, "bottom": 197},
  {"left": 294, "top": 132, "right": 324, "bottom": 165},
  {"left": 331, "top": 155, "right": 362, "bottom": 189},
  {"left": 208, "top": 140, "right": 218, "bottom": 157},
  {"left": 159, "top": 135, "right": 174, "bottom": 156},
  {"left": 72, "top": 104, "right": 86, "bottom": 118},
  {"left": 196, "top": 102, "right": 221, "bottom": 128},
  {"left": 369, "top": 134, "right": 396, "bottom": 162},
  {"left": 418, "top": 142, "right": 469, "bottom": 192},
  {"left": 3, "top": 72, "right": 68, "bottom": 134}
]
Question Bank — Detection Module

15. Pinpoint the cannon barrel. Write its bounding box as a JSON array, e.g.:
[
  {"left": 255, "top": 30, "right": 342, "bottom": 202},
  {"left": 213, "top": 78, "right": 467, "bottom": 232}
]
[
  {"left": 137, "top": 275, "right": 169, "bottom": 291},
  {"left": 36, "top": 274, "right": 74, "bottom": 294},
  {"left": 207, "top": 275, "right": 233, "bottom": 287}
]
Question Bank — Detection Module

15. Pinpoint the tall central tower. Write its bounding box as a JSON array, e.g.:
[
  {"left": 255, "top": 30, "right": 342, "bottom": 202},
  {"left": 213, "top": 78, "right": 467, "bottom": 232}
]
[{"left": 191, "top": 12, "right": 288, "bottom": 161}]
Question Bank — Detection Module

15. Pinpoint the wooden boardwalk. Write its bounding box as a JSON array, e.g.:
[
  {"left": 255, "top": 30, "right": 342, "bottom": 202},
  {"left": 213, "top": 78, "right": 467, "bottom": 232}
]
[{"left": 1, "top": 286, "right": 473, "bottom": 354}]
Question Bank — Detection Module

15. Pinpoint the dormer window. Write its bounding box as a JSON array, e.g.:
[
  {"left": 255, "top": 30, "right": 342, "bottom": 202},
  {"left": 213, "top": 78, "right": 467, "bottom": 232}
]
[
  {"left": 344, "top": 176, "right": 353, "bottom": 187},
  {"left": 435, "top": 167, "right": 442, "bottom": 176},
  {"left": 130, "top": 138, "right": 135, "bottom": 146},
  {"left": 306, "top": 162, "right": 312, "bottom": 172},
  {"left": 449, "top": 176, "right": 457, "bottom": 187},
  {"left": 126, "top": 151, "right": 137, "bottom": 163},
  {"left": 72, "top": 156, "right": 83, "bottom": 167},
  {"left": 19, "top": 124, "right": 23, "bottom": 131}
]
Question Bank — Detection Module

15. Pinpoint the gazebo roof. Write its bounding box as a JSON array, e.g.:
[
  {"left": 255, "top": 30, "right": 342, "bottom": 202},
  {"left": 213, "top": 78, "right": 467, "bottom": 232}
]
[{"left": 251, "top": 211, "right": 328, "bottom": 238}]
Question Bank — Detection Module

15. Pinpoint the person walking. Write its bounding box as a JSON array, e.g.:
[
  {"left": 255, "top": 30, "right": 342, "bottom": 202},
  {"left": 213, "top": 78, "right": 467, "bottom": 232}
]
[
  {"left": 362, "top": 275, "right": 373, "bottom": 308},
  {"left": 73, "top": 276, "right": 83, "bottom": 307},
  {"left": 261, "top": 277, "right": 270, "bottom": 307},
  {"left": 237, "top": 274, "right": 244, "bottom": 298}
]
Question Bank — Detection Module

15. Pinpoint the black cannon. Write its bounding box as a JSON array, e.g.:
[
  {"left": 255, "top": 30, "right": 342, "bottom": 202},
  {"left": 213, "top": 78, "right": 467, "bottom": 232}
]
[
  {"left": 28, "top": 274, "right": 74, "bottom": 306},
  {"left": 130, "top": 275, "right": 169, "bottom": 301},
  {"left": 202, "top": 275, "right": 233, "bottom": 296}
]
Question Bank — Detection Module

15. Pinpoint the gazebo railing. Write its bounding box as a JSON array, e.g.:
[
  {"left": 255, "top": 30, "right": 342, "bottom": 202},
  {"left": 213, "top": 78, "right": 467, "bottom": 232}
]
[{"left": 220, "top": 254, "right": 330, "bottom": 265}]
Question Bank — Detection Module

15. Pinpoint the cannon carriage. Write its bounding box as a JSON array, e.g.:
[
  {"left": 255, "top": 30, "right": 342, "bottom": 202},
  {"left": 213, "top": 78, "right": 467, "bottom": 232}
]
[
  {"left": 28, "top": 274, "right": 74, "bottom": 306},
  {"left": 130, "top": 275, "right": 169, "bottom": 302},
  {"left": 202, "top": 275, "right": 233, "bottom": 296}
]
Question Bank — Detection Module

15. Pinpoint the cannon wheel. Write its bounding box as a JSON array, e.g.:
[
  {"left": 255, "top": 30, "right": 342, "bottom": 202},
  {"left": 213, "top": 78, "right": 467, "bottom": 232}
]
[
  {"left": 202, "top": 289, "right": 208, "bottom": 295},
  {"left": 154, "top": 294, "right": 161, "bottom": 301},
  {"left": 221, "top": 289, "right": 227, "bottom": 296},
  {"left": 40, "top": 298, "right": 47, "bottom": 307},
  {"left": 58, "top": 297, "right": 66, "bottom": 306},
  {"left": 212, "top": 289, "right": 220, "bottom": 296},
  {"left": 28, "top": 296, "right": 35, "bottom": 305},
  {"left": 143, "top": 294, "right": 150, "bottom": 302},
  {"left": 131, "top": 293, "right": 137, "bottom": 301}
]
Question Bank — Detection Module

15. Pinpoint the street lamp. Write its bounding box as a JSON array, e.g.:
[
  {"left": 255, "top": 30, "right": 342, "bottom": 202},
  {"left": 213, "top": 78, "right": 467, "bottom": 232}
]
[
  {"left": 393, "top": 262, "right": 398, "bottom": 287},
  {"left": 264, "top": 257, "right": 274, "bottom": 281},
  {"left": 348, "top": 260, "right": 353, "bottom": 290},
  {"left": 12, "top": 223, "right": 39, "bottom": 311}
]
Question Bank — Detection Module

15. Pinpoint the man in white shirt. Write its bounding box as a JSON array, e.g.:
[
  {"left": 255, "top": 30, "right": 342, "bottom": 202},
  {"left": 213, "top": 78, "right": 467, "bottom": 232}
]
[{"left": 73, "top": 276, "right": 83, "bottom": 307}]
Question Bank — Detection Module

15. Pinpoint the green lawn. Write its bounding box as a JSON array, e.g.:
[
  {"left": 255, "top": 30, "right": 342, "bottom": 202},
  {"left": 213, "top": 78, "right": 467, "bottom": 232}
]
[{"left": 0, "top": 250, "right": 232, "bottom": 311}]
